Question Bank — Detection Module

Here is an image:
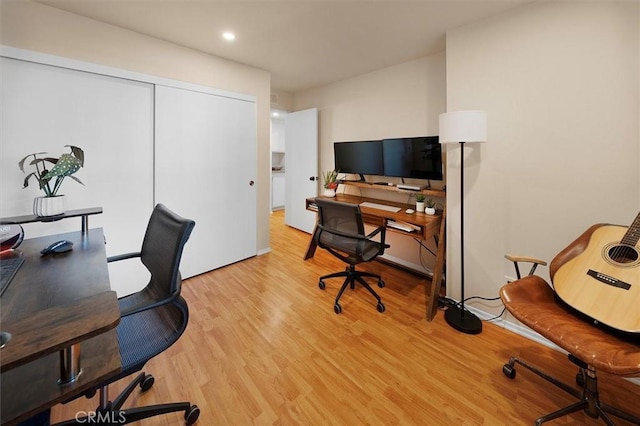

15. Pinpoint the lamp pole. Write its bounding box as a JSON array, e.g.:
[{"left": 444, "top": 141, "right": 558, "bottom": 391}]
[{"left": 439, "top": 111, "right": 486, "bottom": 335}]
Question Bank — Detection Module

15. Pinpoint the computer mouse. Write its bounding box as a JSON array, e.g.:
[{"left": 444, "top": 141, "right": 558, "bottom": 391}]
[
  {"left": 405, "top": 209, "right": 415, "bottom": 214},
  {"left": 41, "top": 240, "right": 73, "bottom": 255}
]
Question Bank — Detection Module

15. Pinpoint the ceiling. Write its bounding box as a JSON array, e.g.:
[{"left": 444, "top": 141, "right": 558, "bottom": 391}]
[{"left": 38, "top": 0, "right": 532, "bottom": 93}]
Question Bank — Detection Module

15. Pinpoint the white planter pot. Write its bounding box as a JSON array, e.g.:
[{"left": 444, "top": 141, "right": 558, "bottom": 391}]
[
  {"left": 415, "top": 202, "right": 425, "bottom": 213},
  {"left": 425, "top": 207, "right": 436, "bottom": 215},
  {"left": 33, "top": 195, "right": 66, "bottom": 217},
  {"left": 324, "top": 188, "right": 336, "bottom": 197}
]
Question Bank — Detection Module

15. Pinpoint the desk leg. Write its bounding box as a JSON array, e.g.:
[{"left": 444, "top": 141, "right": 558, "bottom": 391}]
[
  {"left": 81, "top": 214, "right": 89, "bottom": 234},
  {"left": 303, "top": 225, "right": 319, "bottom": 260},
  {"left": 427, "top": 211, "right": 446, "bottom": 321},
  {"left": 58, "top": 343, "right": 82, "bottom": 385}
]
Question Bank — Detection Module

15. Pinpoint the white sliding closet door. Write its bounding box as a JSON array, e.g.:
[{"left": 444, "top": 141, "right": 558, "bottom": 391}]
[
  {"left": 0, "top": 57, "right": 154, "bottom": 296},
  {"left": 155, "top": 85, "right": 257, "bottom": 278}
]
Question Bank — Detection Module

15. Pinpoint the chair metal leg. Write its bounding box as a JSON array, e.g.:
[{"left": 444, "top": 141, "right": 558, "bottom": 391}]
[
  {"left": 356, "top": 270, "right": 382, "bottom": 280},
  {"left": 111, "top": 372, "right": 152, "bottom": 410},
  {"left": 600, "top": 402, "right": 640, "bottom": 425},
  {"left": 322, "top": 265, "right": 384, "bottom": 313},
  {"left": 355, "top": 276, "right": 381, "bottom": 303},
  {"left": 53, "top": 371, "right": 199, "bottom": 426},
  {"left": 334, "top": 276, "right": 352, "bottom": 305},
  {"left": 535, "top": 400, "right": 587, "bottom": 425},
  {"left": 319, "top": 270, "right": 349, "bottom": 281},
  {"left": 504, "top": 356, "right": 581, "bottom": 399},
  {"left": 504, "top": 356, "right": 639, "bottom": 425}
]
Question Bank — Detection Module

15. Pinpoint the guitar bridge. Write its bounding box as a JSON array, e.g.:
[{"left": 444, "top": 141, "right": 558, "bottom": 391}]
[{"left": 587, "top": 269, "right": 631, "bottom": 290}]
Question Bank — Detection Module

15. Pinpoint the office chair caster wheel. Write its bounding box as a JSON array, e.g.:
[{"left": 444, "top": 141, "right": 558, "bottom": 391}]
[
  {"left": 377, "top": 279, "right": 385, "bottom": 288},
  {"left": 376, "top": 302, "right": 385, "bottom": 313},
  {"left": 502, "top": 364, "right": 516, "bottom": 379},
  {"left": 185, "top": 404, "right": 200, "bottom": 425},
  {"left": 334, "top": 303, "right": 342, "bottom": 314},
  {"left": 318, "top": 280, "right": 326, "bottom": 290},
  {"left": 140, "top": 374, "right": 155, "bottom": 392},
  {"left": 576, "top": 370, "right": 585, "bottom": 387}
]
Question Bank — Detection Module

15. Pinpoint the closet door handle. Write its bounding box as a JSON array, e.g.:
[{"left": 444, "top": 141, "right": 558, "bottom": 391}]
[{"left": 249, "top": 180, "right": 255, "bottom": 186}]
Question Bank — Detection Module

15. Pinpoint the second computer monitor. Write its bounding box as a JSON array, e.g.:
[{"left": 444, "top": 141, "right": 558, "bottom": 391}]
[{"left": 382, "top": 136, "right": 442, "bottom": 181}]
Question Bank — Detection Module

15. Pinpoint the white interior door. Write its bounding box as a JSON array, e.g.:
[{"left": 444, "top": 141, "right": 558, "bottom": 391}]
[
  {"left": 155, "top": 85, "right": 257, "bottom": 278},
  {"left": 0, "top": 56, "right": 154, "bottom": 297},
  {"left": 284, "top": 108, "right": 318, "bottom": 233}
]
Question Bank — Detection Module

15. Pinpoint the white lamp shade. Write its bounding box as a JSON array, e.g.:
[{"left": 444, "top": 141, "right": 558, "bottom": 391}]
[{"left": 439, "top": 110, "right": 487, "bottom": 144}]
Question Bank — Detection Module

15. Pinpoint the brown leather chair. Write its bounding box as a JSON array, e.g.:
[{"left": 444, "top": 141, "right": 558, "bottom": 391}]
[{"left": 501, "top": 248, "right": 640, "bottom": 424}]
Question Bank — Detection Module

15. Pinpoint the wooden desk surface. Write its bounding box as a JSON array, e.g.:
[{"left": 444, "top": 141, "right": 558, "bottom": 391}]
[
  {"left": 307, "top": 194, "right": 442, "bottom": 241},
  {"left": 0, "top": 229, "right": 121, "bottom": 425}
]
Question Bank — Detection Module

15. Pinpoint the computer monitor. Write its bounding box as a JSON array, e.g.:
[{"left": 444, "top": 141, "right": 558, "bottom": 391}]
[
  {"left": 333, "top": 140, "right": 384, "bottom": 179},
  {"left": 382, "top": 136, "right": 443, "bottom": 181}
]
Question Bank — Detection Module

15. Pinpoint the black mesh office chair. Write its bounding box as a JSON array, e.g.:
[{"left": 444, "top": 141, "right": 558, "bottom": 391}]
[
  {"left": 58, "top": 204, "right": 199, "bottom": 425},
  {"left": 314, "top": 198, "right": 389, "bottom": 314}
]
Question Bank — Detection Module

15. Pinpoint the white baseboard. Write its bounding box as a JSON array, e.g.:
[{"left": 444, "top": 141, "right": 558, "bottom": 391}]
[{"left": 257, "top": 247, "right": 272, "bottom": 256}]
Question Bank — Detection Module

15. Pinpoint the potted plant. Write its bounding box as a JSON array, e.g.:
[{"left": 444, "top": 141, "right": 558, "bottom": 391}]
[
  {"left": 425, "top": 198, "right": 436, "bottom": 215},
  {"left": 19, "top": 145, "right": 85, "bottom": 217},
  {"left": 415, "top": 194, "right": 425, "bottom": 213},
  {"left": 322, "top": 169, "right": 339, "bottom": 197}
]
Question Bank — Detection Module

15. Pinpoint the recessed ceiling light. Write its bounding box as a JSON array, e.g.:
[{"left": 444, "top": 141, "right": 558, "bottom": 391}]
[{"left": 222, "top": 32, "right": 236, "bottom": 41}]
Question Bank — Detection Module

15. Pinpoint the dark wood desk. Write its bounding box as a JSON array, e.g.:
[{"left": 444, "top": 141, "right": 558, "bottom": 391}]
[
  {"left": 0, "top": 229, "right": 121, "bottom": 425},
  {"left": 305, "top": 194, "right": 446, "bottom": 321}
]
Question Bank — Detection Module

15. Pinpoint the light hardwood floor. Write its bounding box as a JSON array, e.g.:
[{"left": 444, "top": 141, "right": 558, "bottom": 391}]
[{"left": 52, "top": 210, "right": 640, "bottom": 425}]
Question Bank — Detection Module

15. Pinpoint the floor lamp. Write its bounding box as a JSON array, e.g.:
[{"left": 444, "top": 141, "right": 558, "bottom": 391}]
[{"left": 438, "top": 110, "right": 487, "bottom": 335}]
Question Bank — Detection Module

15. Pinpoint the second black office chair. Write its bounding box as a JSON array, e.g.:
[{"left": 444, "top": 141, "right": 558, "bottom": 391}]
[
  {"left": 314, "top": 198, "right": 389, "bottom": 314},
  {"left": 57, "top": 204, "right": 199, "bottom": 425}
]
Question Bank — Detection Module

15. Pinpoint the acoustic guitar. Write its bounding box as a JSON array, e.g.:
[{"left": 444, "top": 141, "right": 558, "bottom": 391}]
[{"left": 553, "top": 212, "right": 640, "bottom": 333}]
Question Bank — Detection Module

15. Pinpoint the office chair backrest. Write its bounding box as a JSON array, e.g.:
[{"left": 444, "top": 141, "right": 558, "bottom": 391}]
[
  {"left": 140, "top": 204, "right": 196, "bottom": 297},
  {"left": 316, "top": 198, "right": 365, "bottom": 236}
]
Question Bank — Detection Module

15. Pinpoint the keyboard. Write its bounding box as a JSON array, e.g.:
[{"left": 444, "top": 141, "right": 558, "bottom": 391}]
[
  {"left": 359, "top": 202, "right": 401, "bottom": 213},
  {"left": 0, "top": 255, "right": 25, "bottom": 297}
]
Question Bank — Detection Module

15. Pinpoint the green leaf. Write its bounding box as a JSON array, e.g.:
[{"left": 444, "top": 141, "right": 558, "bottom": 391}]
[
  {"left": 18, "top": 152, "right": 47, "bottom": 173},
  {"left": 22, "top": 172, "right": 37, "bottom": 188},
  {"left": 43, "top": 153, "right": 81, "bottom": 179},
  {"left": 66, "top": 145, "right": 85, "bottom": 167},
  {"left": 67, "top": 175, "right": 85, "bottom": 186}
]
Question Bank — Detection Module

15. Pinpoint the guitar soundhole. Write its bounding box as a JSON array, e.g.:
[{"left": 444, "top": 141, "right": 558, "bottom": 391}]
[{"left": 605, "top": 244, "right": 639, "bottom": 266}]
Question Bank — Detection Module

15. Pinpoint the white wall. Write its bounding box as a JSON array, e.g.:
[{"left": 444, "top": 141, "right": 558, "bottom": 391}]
[
  {"left": 444, "top": 1, "right": 640, "bottom": 319},
  {"left": 294, "top": 54, "right": 446, "bottom": 273},
  {"left": 0, "top": 1, "right": 272, "bottom": 253}
]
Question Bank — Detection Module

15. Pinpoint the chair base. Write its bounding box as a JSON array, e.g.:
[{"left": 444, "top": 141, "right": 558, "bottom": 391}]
[
  {"left": 319, "top": 265, "right": 385, "bottom": 314},
  {"left": 55, "top": 372, "right": 200, "bottom": 425},
  {"left": 502, "top": 354, "right": 640, "bottom": 425}
]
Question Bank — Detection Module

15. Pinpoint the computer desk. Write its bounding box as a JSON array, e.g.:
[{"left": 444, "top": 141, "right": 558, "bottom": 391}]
[
  {"left": 0, "top": 228, "right": 121, "bottom": 425},
  {"left": 305, "top": 194, "right": 446, "bottom": 321}
]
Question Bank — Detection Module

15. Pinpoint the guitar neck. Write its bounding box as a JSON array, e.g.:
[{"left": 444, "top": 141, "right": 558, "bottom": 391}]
[{"left": 621, "top": 211, "right": 640, "bottom": 247}]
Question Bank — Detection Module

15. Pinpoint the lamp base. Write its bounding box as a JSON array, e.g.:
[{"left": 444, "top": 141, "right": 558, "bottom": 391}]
[{"left": 444, "top": 305, "right": 483, "bottom": 335}]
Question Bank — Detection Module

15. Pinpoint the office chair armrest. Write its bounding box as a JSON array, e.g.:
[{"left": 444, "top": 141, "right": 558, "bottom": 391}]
[
  {"left": 366, "top": 226, "right": 386, "bottom": 241},
  {"left": 317, "top": 224, "right": 369, "bottom": 242},
  {"left": 120, "top": 291, "right": 179, "bottom": 317},
  {"left": 107, "top": 252, "right": 142, "bottom": 263},
  {"left": 505, "top": 254, "right": 547, "bottom": 280}
]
